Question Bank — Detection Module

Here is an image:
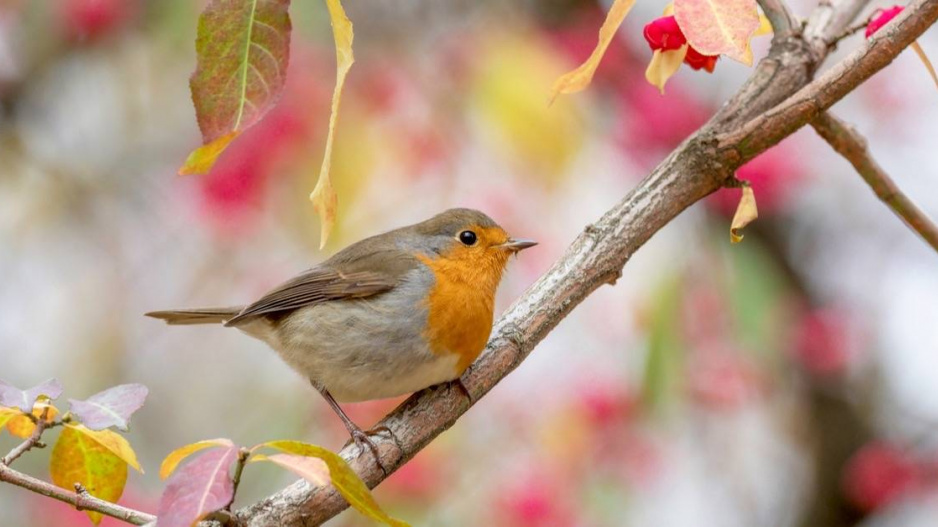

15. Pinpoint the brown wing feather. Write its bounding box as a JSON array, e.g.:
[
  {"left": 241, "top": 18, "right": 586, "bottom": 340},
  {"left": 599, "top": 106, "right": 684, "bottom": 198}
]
[{"left": 224, "top": 269, "right": 396, "bottom": 326}]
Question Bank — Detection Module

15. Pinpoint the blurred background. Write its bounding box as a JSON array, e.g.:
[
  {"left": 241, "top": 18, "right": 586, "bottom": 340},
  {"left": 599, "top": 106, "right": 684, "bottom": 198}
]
[{"left": 2, "top": 0, "right": 938, "bottom": 526}]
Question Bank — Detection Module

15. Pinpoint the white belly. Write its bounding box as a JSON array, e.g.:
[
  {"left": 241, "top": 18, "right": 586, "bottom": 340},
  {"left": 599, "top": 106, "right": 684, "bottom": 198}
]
[{"left": 235, "top": 268, "right": 463, "bottom": 402}]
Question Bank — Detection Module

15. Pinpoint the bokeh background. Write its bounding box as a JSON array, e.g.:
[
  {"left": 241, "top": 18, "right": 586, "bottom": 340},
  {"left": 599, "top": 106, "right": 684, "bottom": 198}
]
[{"left": 2, "top": 0, "right": 938, "bottom": 526}]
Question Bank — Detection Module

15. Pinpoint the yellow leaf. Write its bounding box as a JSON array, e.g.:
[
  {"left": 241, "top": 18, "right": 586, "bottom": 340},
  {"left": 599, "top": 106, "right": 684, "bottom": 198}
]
[
  {"left": 160, "top": 438, "right": 235, "bottom": 480},
  {"left": 178, "top": 131, "right": 240, "bottom": 175},
  {"left": 259, "top": 440, "right": 410, "bottom": 527},
  {"left": 66, "top": 424, "right": 143, "bottom": 473},
  {"left": 645, "top": 45, "right": 689, "bottom": 94},
  {"left": 730, "top": 184, "right": 758, "bottom": 243},
  {"left": 548, "top": 0, "right": 637, "bottom": 103},
  {"left": 754, "top": 13, "right": 773, "bottom": 36},
  {"left": 663, "top": 3, "right": 674, "bottom": 16},
  {"left": 674, "top": 0, "right": 760, "bottom": 65},
  {"left": 6, "top": 403, "right": 58, "bottom": 439},
  {"left": 51, "top": 425, "right": 129, "bottom": 525},
  {"left": 310, "top": 0, "right": 355, "bottom": 250},
  {"left": 910, "top": 41, "right": 938, "bottom": 92}
]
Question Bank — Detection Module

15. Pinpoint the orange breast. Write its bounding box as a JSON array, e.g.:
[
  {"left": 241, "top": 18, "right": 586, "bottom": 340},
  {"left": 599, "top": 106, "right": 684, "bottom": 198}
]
[{"left": 417, "top": 254, "right": 500, "bottom": 373}]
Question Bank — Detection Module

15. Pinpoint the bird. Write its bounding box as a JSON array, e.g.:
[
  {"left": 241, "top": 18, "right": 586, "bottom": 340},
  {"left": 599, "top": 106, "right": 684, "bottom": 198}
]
[{"left": 146, "top": 208, "right": 536, "bottom": 470}]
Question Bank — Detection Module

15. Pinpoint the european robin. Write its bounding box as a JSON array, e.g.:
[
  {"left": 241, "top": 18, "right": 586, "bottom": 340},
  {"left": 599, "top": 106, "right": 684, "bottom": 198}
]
[{"left": 146, "top": 208, "right": 535, "bottom": 469}]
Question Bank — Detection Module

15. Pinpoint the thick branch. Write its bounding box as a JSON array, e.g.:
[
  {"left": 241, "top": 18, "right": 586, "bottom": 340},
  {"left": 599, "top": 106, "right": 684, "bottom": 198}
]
[
  {"left": 811, "top": 112, "right": 938, "bottom": 253},
  {"left": 718, "top": 2, "right": 938, "bottom": 160},
  {"left": 235, "top": 1, "right": 938, "bottom": 525},
  {"left": 0, "top": 463, "right": 155, "bottom": 525}
]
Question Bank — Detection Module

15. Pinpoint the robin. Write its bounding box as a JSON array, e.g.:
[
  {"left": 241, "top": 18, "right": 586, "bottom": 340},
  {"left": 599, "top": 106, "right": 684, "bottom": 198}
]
[{"left": 146, "top": 208, "right": 535, "bottom": 469}]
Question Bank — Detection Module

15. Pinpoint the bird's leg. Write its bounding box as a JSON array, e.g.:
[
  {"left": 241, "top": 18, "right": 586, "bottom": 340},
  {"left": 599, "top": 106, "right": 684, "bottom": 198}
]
[
  {"left": 452, "top": 377, "right": 474, "bottom": 404},
  {"left": 315, "top": 385, "right": 389, "bottom": 475}
]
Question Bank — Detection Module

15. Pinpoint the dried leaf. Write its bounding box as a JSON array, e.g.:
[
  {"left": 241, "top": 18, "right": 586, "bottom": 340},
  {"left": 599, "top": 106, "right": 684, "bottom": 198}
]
[
  {"left": 730, "top": 184, "right": 758, "bottom": 243},
  {"left": 645, "top": 45, "right": 689, "bottom": 93},
  {"left": 156, "top": 445, "right": 238, "bottom": 527},
  {"left": 68, "top": 384, "right": 148, "bottom": 432},
  {"left": 51, "top": 425, "right": 130, "bottom": 525},
  {"left": 910, "top": 41, "right": 938, "bottom": 92},
  {"left": 310, "top": 0, "right": 354, "bottom": 249},
  {"left": 548, "top": 0, "right": 637, "bottom": 103},
  {"left": 180, "top": 0, "right": 292, "bottom": 175},
  {"left": 674, "top": 0, "right": 760, "bottom": 64},
  {"left": 6, "top": 402, "right": 58, "bottom": 439},
  {"left": 160, "top": 438, "right": 236, "bottom": 480},
  {"left": 259, "top": 440, "right": 409, "bottom": 527},
  {"left": 0, "top": 378, "right": 62, "bottom": 412},
  {"left": 252, "top": 453, "right": 330, "bottom": 486}
]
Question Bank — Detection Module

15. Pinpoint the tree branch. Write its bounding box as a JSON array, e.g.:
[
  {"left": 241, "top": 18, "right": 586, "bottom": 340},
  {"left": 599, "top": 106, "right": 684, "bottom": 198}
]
[
  {"left": 0, "top": 463, "right": 156, "bottom": 525},
  {"left": 757, "top": 0, "right": 799, "bottom": 40},
  {"left": 811, "top": 111, "right": 938, "bottom": 253},
  {"left": 234, "top": 1, "right": 938, "bottom": 525}
]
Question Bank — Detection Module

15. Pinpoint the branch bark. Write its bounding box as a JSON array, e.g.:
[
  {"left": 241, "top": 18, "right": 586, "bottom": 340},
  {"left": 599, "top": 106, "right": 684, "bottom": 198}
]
[
  {"left": 0, "top": 454, "right": 156, "bottom": 525},
  {"left": 235, "top": 1, "right": 938, "bottom": 526},
  {"left": 811, "top": 112, "right": 938, "bottom": 253}
]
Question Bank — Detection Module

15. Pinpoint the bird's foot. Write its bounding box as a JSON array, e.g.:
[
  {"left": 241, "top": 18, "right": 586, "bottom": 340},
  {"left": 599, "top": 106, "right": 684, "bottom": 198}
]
[{"left": 344, "top": 426, "right": 390, "bottom": 476}]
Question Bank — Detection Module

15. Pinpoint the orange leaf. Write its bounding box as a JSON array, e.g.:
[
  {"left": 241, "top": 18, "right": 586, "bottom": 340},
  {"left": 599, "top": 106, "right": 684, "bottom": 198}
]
[
  {"left": 178, "top": 132, "right": 240, "bottom": 176},
  {"left": 548, "top": 0, "right": 637, "bottom": 104},
  {"left": 910, "top": 41, "right": 938, "bottom": 92},
  {"left": 310, "top": 0, "right": 354, "bottom": 250},
  {"left": 6, "top": 402, "right": 58, "bottom": 439},
  {"left": 674, "top": 0, "right": 760, "bottom": 65},
  {"left": 51, "top": 425, "right": 129, "bottom": 525},
  {"left": 645, "top": 45, "right": 689, "bottom": 94},
  {"left": 160, "top": 438, "right": 235, "bottom": 480},
  {"left": 730, "top": 184, "right": 758, "bottom": 243},
  {"left": 0, "top": 406, "right": 18, "bottom": 430}
]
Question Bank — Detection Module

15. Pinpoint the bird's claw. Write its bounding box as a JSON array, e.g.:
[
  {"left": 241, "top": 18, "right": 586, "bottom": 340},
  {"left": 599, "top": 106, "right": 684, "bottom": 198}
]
[{"left": 345, "top": 427, "right": 389, "bottom": 476}]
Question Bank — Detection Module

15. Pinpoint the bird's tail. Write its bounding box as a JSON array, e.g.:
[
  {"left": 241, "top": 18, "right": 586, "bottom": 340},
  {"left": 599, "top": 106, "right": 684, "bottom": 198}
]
[{"left": 145, "top": 307, "right": 243, "bottom": 325}]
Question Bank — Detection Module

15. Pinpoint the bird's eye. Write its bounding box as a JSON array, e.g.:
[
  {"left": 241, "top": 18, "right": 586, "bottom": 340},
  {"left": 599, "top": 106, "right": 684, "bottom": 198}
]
[{"left": 458, "top": 230, "right": 478, "bottom": 246}]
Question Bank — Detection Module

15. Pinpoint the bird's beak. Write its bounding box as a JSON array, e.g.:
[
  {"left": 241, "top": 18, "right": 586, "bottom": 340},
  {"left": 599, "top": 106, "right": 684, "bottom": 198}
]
[{"left": 497, "top": 238, "right": 538, "bottom": 252}]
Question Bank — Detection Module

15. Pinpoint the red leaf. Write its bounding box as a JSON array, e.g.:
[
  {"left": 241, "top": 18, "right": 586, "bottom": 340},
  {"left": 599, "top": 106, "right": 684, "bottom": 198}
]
[{"left": 156, "top": 446, "right": 238, "bottom": 527}]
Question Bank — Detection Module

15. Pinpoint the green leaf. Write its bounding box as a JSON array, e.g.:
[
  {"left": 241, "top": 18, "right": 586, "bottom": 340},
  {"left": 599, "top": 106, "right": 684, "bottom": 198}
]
[
  {"left": 258, "top": 440, "right": 409, "bottom": 527},
  {"left": 181, "top": 0, "right": 292, "bottom": 174}
]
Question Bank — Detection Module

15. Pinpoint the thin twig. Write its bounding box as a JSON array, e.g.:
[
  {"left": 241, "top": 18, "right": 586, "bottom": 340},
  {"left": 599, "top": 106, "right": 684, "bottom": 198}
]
[
  {"left": 829, "top": 18, "right": 871, "bottom": 44},
  {"left": 2, "top": 407, "right": 52, "bottom": 466},
  {"left": 811, "top": 111, "right": 938, "bottom": 253},
  {"left": 0, "top": 463, "right": 155, "bottom": 525},
  {"left": 225, "top": 448, "right": 251, "bottom": 511}
]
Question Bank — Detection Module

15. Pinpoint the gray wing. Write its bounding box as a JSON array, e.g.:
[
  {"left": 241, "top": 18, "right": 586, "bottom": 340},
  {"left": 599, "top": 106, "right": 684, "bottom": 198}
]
[{"left": 224, "top": 269, "right": 396, "bottom": 326}]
